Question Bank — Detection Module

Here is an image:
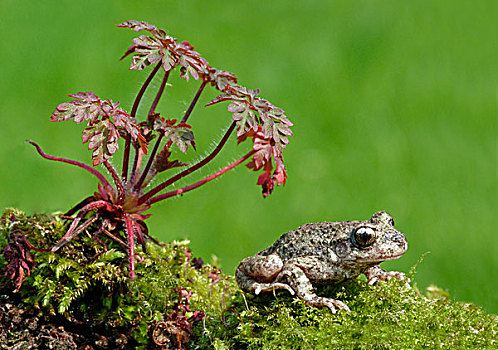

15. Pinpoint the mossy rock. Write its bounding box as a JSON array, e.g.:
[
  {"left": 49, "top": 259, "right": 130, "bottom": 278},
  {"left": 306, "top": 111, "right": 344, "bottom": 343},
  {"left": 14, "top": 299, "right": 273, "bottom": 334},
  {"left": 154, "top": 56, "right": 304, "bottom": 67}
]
[{"left": 0, "top": 209, "right": 496, "bottom": 349}]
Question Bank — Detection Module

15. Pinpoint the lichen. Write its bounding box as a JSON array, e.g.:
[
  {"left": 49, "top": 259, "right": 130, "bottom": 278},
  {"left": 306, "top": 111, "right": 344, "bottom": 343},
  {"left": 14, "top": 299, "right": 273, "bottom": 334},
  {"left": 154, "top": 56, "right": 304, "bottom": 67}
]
[{"left": 0, "top": 209, "right": 496, "bottom": 349}]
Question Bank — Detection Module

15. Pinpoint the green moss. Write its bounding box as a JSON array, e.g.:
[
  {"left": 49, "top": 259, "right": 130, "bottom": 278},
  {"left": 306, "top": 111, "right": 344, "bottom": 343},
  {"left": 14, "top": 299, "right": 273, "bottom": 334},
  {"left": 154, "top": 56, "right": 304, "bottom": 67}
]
[
  {"left": 0, "top": 209, "right": 237, "bottom": 348},
  {"left": 0, "top": 209, "right": 496, "bottom": 349}
]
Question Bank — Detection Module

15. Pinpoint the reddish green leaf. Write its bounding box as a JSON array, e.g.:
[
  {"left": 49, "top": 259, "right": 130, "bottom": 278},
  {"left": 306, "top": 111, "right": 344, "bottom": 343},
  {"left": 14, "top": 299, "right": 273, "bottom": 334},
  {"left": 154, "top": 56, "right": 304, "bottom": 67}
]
[
  {"left": 153, "top": 148, "right": 188, "bottom": 173},
  {"left": 176, "top": 41, "right": 209, "bottom": 82},
  {"left": 51, "top": 92, "right": 147, "bottom": 165},
  {"left": 154, "top": 117, "right": 196, "bottom": 153},
  {"left": 244, "top": 127, "right": 288, "bottom": 197},
  {"left": 205, "top": 68, "right": 238, "bottom": 91},
  {"left": 51, "top": 91, "right": 101, "bottom": 124},
  {"left": 116, "top": 20, "right": 168, "bottom": 39}
]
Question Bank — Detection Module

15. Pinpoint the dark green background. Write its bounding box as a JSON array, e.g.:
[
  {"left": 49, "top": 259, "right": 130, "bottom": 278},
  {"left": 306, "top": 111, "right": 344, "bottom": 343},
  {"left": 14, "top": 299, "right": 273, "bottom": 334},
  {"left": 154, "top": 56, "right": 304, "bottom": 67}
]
[{"left": 1, "top": 1, "right": 496, "bottom": 313}]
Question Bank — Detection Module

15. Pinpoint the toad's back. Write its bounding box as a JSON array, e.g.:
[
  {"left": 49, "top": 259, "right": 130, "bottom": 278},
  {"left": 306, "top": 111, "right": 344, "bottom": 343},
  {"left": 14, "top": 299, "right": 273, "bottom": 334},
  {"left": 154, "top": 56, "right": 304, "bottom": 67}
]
[{"left": 260, "top": 220, "right": 361, "bottom": 260}]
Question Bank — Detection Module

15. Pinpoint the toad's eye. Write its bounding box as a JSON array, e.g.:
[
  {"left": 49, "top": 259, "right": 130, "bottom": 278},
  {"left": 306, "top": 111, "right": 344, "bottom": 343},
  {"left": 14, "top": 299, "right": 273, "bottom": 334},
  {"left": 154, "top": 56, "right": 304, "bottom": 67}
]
[{"left": 352, "top": 226, "right": 376, "bottom": 248}]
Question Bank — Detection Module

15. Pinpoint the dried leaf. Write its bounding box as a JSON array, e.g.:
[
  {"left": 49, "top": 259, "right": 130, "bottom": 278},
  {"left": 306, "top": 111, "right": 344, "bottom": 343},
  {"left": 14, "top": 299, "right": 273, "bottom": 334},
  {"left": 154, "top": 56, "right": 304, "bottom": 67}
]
[{"left": 3, "top": 233, "right": 37, "bottom": 292}]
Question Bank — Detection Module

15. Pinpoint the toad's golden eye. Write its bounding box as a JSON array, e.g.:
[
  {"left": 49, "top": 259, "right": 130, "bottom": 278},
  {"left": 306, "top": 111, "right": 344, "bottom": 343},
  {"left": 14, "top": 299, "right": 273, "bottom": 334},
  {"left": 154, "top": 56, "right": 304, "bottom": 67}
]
[{"left": 352, "top": 226, "right": 376, "bottom": 248}]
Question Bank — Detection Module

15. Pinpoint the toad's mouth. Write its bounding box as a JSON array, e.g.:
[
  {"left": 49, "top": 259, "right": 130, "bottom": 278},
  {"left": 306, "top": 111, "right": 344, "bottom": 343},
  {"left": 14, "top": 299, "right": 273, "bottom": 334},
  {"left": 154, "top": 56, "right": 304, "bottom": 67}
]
[
  {"left": 352, "top": 252, "right": 404, "bottom": 263},
  {"left": 347, "top": 243, "right": 408, "bottom": 263}
]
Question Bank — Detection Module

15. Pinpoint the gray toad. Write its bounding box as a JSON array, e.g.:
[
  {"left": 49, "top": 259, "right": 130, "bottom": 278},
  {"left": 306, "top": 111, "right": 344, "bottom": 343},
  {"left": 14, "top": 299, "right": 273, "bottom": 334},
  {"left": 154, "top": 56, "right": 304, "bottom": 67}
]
[{"left": 236, "top": 211, "right": 408, "bottom": 313}]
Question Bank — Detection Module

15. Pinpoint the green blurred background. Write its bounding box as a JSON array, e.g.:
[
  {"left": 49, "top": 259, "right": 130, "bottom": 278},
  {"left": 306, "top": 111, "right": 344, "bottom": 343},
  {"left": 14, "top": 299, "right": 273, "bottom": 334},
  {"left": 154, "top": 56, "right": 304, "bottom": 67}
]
[{"left": 0, "top": 1, "right": 496, "bottom": 313}]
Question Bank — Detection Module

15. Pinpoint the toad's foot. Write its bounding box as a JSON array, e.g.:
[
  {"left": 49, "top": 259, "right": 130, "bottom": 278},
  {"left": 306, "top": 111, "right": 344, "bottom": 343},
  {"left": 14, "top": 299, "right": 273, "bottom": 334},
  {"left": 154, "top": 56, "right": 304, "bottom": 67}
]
[
  {"left": 305, "top": 296, "right": 351, "bottom": 314},
  {"left": 365, "top": 265, "right": 411, "bottom": 288}
]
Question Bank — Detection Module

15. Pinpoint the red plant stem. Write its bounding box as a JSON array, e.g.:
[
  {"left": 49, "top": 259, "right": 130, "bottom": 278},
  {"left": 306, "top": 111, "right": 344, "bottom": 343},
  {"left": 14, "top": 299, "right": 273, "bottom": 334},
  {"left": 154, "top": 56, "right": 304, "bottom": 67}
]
[
  {"left": 132, "top": 62, "right": 162, "bottom": 118},
  {"left": 103, "top": 161, "right": 125, "bottom": 203},
  {"left": 130, "top": 70, "right": 169, "bottom": 180},
  {"left": 52, "top": 200, "right": 109, "bottom": 251},
  {"left": 122, "top": 138, "right": 132, "bottom": 181},
  {"left": 64, "top": 195, "right": 95, "bottom": 216},
  {"left": 180, "top": 80, "right": 207, "bottom": 124},
  {"left": 122, "top": 62, "right": 162, "bottom": 181},
  {"left": 134, "top": 133, "right": 164, "bottom": 190},
  {"left": 147, "top": 70, "right": 170, "bottom": 123},
  {"left": 160, "top": 80, "right": 208, "bottom": 151},
  {"left": 134, "top": 221, "right": 146, "bottom": 251},
  {"left": 124, "top": 214, "right": 136, "bottom": 279},
  {"left": 28, "top": 141, "right": 113, "bottom": 192},
  {"left": 130, "top": 146, "right": 140, "bottom": 183},
  {"left": 147, "top": 149, "right": 255, "bottom": 205},
  {"left": 138, "top": 121, "right": 237, "bottom": 204},
  {"left": 55, "top": 215, "right": 99, "bottom": 251},
  {"left": 14, "top": 231, "right": 51, "bottom": 253}
]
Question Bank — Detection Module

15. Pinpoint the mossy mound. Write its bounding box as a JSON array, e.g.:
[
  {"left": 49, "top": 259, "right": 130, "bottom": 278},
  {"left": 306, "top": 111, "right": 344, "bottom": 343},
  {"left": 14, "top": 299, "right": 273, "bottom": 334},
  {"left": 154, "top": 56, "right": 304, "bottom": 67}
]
[
  {"left": 0, "top": 209, "right": 237, "bottom": 349},
  {"left": 0, "top": 209, "right": 496, "bottom": 349}
]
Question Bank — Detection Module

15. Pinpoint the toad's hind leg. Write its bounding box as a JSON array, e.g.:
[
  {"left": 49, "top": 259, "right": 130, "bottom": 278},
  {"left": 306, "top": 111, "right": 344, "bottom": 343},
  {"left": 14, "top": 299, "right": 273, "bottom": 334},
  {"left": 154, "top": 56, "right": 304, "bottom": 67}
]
[
  {"left": 236, "top": 254, "right": 295, "bottom": 295},
  {"left": 282, "top": 263, "right": 351, "bottom": 313}
]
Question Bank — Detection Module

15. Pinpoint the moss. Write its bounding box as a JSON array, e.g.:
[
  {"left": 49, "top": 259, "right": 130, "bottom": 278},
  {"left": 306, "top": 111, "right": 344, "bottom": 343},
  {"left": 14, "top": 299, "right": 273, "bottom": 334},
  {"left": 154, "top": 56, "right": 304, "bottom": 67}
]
[
  {"left": 0, "top": 209, "right": 236, "bottom": 348},
  {"left": 0, "top": 209, "right": 496, "bottom": 349}
]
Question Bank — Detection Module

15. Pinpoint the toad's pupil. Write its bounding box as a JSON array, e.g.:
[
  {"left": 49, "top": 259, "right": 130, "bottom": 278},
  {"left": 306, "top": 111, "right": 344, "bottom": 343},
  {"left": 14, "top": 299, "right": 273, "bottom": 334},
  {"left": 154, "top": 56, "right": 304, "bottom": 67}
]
[{"left": 354, "top": 227, "right": 375, "bottom": 247}]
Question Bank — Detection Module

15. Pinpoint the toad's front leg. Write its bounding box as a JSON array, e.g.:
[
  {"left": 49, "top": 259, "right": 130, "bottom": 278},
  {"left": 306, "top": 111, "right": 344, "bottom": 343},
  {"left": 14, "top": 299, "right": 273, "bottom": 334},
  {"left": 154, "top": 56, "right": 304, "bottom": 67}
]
[
  {"left": 280, "top": 259, "right": 350, "bottom": 314},
  {"left": 236, "top": 254, "right": 295, "bottom": 295}
]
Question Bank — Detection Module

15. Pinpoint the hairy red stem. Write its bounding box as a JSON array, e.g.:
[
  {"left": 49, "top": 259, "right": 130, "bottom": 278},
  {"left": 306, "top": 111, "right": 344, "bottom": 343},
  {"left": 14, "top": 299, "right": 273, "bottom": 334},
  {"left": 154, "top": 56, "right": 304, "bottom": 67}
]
[
  {"left": 138, "top": 121, "right": 237, "bottom": 204},
  {"left": 64, "top": 195, "right": 95, "bottom": 216},
  {"left": 161, "top": 80, "right": 208, "bottom": 151},
  {"left": 130, "top": 146, "right": 140, "bottom": 183},
  {"left": 147, "top": 149, "right": 255, "bottom": 205},
  {"left": 134, "top": 134, "right": 163, "bottom": 190},
  {"left": 124, "top": 214, "right": 136, "bottom": 279},
  {"left": 131, "top": 62, "right": 162, "bottom": 118},
  {"left": 147, "top": 70, "right": 170, "bottom": 123},
  {"left": 180, "top": 80, "right": 207, "bottom": 124},
  {"left": 130, "top": 70, "right": 170, "bottom": 180},
  {"left": 122, "top": 138, "right": 132, "bottom": 181},
  {"left": 52, "top": 200, "right": 109, "bottom": 251},
  {"left": 122, "top": 62, "right": 162, "bottom": 181},
  {"left": 28, "top": 141, "right": 113, "bottom": 192},
  {"left": 103, "top": 161, "right": 125, "bottom": 204}
]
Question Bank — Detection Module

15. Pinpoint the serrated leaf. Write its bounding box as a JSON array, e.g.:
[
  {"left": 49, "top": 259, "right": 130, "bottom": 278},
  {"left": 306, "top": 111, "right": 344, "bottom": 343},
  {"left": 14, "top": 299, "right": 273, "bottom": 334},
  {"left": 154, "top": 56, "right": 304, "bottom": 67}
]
[
  {"left": 160, "top": 47, "right": 178, "bottom": 72},
  {"left": 154, "top": 117, "right": 196, "bottom": 153},
  {"left": 176, "top": 41, "right": 207, "bottom": 82},
  {"left": 170, "top": 129, "right": 195, "bottom": 153},
  {"left": 153, "top": 148, "right": 188, "bottom": 173},
  {"left": 83, "top": 120, "right": 120, "bottom": 166},
  {"left": 116, "top": 20, "right": 158, "bottom": 33},
  {"left": 116, "top": 20, "right": 167, "bottom": 39},
  {"left": 51, "top": 92, "right": 101, "bottom": 124},
  {"left": 119, "top": 23, "right": 179, "bottom": 72},
  {"left": 51, "top": 92, "right": 147, "bottom": 165},
  {"left": 123, "top": 35, "right": 164, "bottom": 70},
  {"left": 207, "top": 68, "right": 238, "bottom": 91},
  {"left": 244, "top": 127, "right": 288, "bottom": 197},
  {"left": 233, "top": 108, "right": 258, "bottom": 137},
  {"left": 205, "top": 93, "right": 235, "bottom": 107}
]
